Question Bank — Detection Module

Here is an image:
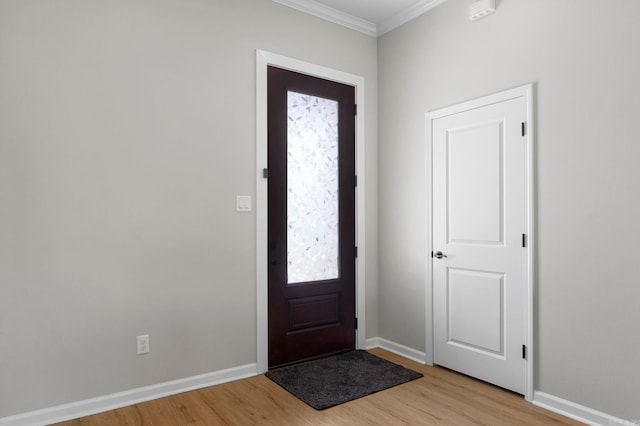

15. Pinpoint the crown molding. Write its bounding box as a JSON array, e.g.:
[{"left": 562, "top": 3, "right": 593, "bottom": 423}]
[
  {"left": 378, "top": 0, "right": 450, "bottom": 35},
  {"left": 272, "top": 0, "right": 377, "bottom": 37}
]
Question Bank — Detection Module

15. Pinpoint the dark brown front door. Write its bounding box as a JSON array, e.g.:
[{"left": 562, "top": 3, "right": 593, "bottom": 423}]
[{"left": 267, "top": 66, "right": 356, "bottom": 368}]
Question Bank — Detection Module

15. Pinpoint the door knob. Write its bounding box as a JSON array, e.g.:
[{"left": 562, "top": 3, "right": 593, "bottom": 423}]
[{"left": 433, "top": 251, "right": 447, "bottom": 259}]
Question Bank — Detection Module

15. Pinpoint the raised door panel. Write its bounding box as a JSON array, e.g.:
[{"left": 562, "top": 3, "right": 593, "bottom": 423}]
[
  {"left": 447, "top": 268, "right": 504, "bottom": 356},
  {"left": 447, "top": 120, "right": 504, "bottom": 246}
]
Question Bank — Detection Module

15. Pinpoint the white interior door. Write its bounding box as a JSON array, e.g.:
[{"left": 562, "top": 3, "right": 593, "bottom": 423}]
[{"left": 430, "top": 88, "right": 530, "bottom": 394}]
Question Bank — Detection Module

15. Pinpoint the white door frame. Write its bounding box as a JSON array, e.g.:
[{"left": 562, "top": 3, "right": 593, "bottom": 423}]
[
  {"left": 256, "top": 50, "right": 366, "bottom": 373},
  {"left": 425, "top": 84, "right": 535, "bottom": 401}
]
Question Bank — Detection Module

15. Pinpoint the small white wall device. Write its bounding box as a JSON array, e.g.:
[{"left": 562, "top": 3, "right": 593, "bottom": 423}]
[{"left": 469, "top": 0, "right": 496, "bottom": 22}]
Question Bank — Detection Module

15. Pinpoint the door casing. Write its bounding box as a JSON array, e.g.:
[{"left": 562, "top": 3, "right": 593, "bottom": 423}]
[
  {"left": 256, "top": 50, "right": 366, "bottom": 373},
  {"left": 425, "top": 84, "right": 535, "bottom": 401}
]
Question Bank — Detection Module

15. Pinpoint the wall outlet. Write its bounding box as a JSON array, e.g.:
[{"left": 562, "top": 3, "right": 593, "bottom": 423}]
[{"left": 137, "top": 334, "right": 149, "bottom": 355}]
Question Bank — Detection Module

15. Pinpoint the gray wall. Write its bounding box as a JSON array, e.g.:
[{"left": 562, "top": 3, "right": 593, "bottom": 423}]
[
  {"left": 0, "top": 0, "right": 378, "bottom": 417},
  {"left": 378, "top": 0, "right": 640, "bottom": 420}
]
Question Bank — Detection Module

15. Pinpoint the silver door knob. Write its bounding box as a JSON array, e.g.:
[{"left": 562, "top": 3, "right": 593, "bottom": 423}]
[{"left": 433, "top": 251, "right": 447, "bottom": 259}]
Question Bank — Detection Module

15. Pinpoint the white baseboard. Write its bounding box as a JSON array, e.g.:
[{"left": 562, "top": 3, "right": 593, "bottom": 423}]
[
  {"left": 533, "top": 391, "right": 638, "bottom": 426},
  {"left": 4, "top": 353, "right": 634, "bottom": 426},
  {"left": 366, "top": 337, "right": 428, "bottom": 364},
  {"left": 0, "top": 363, "right": 257, "bottom": 426},
  {"left": 365, "top": 338, "right": 636, "bottom": 426}
]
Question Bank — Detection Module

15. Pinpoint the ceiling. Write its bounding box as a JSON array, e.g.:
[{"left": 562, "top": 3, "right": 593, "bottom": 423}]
[
  {"left": 272, "top": 0, "right": 450, "bottom": 37},
  {"left": 312, "top": 0, "right": 423, "bottom": 24}
]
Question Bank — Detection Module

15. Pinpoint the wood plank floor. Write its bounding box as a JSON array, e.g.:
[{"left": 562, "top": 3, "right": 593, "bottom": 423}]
[{"left": 55, "top": 348, "right": 583, "bottom": 425}]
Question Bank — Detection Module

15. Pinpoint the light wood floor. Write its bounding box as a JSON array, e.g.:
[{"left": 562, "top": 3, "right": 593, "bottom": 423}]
[{"left": 55, "top": 348, "right": 583, "bottom": 425}]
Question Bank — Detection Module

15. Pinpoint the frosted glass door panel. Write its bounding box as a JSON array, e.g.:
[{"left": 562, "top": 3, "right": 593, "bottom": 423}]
[{"left": 287, "top": 91, "right": 339, "bottom": 284}]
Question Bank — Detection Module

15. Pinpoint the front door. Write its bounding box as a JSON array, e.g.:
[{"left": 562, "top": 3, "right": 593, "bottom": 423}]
[
  {"left": 267, "top": 66, "right": 356, "bottom": 368},
  {"left": 430, "top": 88, "right": 530, "bottom": 394}
]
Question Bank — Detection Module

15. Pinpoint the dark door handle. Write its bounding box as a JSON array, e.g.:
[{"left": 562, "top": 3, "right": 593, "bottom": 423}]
[{"left": 433, "top": 251, "right": 447, "bottom": 259}]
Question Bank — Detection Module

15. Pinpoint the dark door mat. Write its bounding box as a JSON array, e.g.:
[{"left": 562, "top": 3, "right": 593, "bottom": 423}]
[{"left": 265, "top": 350, "right": 423, "bottom": 410}]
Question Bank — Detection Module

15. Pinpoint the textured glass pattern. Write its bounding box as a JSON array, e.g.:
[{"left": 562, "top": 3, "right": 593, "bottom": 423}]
[{"left": 287, "top": 91, "right": 339, "bottom": 284}]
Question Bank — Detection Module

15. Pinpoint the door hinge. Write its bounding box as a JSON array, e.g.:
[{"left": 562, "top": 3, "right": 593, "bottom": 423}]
[
  {"left": 522, "top": 233, "right": 527, "bottom": 248},
  {"left": 522, "top": 344, "right": 527, "bottom": 359},
  {"left": 354, "top": 317, "right": 358, "bottom": 329},
  {"left": 521, "top": 122, "right": 526, "bottom": 137},
  {"left": 354, "top": 246, "right": 358, "bottom": 258},
  {"left": 354, "top": 104, "right": 358, "bottom": 116},
  {"left": 354, "top": 175, "right": 358, "bottom": 187},
  {"left": 263, "top": 168, "right": 269, "bottom": 179}
]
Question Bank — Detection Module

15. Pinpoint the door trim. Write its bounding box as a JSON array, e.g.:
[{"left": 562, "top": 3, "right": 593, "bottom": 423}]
[
  {"left": 425, "top": 84, "right": 535, "bottom": 401},
  {"left": 256, "top": 50, "right": 366, "bottom": 373}
]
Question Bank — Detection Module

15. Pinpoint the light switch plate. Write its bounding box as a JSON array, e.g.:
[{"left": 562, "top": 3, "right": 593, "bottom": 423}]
[
  {"left": 137, "top": 334, "right": 149, "bottom": 355},
  {"left": 236, "top": 195, "right": 252, "bottom": 212}
]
